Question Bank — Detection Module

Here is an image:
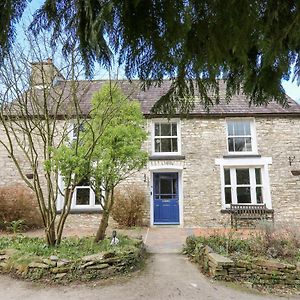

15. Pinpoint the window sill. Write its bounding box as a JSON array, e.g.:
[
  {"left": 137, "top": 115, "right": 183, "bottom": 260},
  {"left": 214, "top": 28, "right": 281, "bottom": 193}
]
[
  {"left": 223, "top": 154, "right": 261, "bottom": 159},
  {"left": 57, "top": 208, "right": 102, "bottom": 214},
  {"left": 149, "top": 155, "right": 185, "bottom": 161}
]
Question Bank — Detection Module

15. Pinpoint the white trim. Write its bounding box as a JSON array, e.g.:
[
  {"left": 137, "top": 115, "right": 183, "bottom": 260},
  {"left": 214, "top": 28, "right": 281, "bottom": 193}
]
[
  {"left": 149, "top": 164, "right": 184, "bottom": 171},
  {"left": 215, "top": 157, "right": 272, "bottom": 166},
  {"left": 149, "top": 169, "right": 183, "bottom": 227},
  {"left": 56, "top": 175, "right": 102, "bottom": 211},
  {"left": 72, "top": 186, "right": 102, "bottom": 210},
  {"left": 215, "top": 156, "right": 272, "bottom": 209},
  {"left": 225, "top": 118, "right": 258, "bottom": 155},
  {"left": 151, "top": 118, "right": 181, "bottom": 156}
]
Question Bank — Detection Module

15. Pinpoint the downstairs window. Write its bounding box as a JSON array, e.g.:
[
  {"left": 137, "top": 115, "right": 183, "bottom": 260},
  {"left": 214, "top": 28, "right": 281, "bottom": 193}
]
[{"left": 223, "top": 167, "right": 264, "bottom": 207}]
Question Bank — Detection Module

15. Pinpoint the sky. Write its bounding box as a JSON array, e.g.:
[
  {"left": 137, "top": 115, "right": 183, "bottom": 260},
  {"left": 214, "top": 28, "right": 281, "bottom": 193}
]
[{"left": 17, "top": 1, "right": 300, "bottom": 103}]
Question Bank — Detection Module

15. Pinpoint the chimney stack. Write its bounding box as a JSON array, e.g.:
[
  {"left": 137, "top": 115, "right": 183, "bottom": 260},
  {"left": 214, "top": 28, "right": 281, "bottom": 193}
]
[{"left": 30, "top": 58, "right": 64, "bottom": 88}]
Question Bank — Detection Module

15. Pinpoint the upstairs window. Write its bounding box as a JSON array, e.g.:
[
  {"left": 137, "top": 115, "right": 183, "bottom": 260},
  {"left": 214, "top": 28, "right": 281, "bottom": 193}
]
[
  {"left": 227, "top": 120, "right": 256, "bottom": 153},
  {"left": 153, "top": 122, "right": 179, "bottom": 154},
  {"left": 72, "top": 122, "right": 85, "bottom": 140}
]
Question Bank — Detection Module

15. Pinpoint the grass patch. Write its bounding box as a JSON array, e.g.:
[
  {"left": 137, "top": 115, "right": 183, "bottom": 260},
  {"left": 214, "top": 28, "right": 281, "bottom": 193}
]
[{"left": 0, "top": 235, "right": 140, "bottom": 260}]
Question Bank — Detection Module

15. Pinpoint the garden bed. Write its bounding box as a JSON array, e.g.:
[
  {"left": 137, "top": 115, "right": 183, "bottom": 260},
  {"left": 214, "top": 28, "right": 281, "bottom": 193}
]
[
  {"left": 183, "top": 227, "right": 300, "bottom": 291},
  {"left": 0, "top": 235, "right": 146, "bottom": 283}
]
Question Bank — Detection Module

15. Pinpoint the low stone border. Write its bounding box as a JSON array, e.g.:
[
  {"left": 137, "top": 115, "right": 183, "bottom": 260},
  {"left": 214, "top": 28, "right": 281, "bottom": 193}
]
[
  {"left": 197, "top": 245, "right": 300, "bottom": 286},
  {"left": 0, "top": 240, "right": 146, "bottom": 282}
]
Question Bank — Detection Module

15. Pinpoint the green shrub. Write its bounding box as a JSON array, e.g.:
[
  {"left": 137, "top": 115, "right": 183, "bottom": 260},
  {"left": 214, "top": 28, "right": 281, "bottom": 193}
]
[
  {"left": 0, "top": 184, "right": 43, "bottom": 231},
  {"left": 112, "top": 185, "right": 146, "bottom": 227},
  {"left": 184, "top": 224, "right": 300, "bottom": 263}
]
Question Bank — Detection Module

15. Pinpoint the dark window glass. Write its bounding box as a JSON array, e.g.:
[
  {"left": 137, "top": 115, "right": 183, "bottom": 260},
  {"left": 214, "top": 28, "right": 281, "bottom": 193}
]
[
  {"left": 76, "top": 188, "right": 90, "bottom": 205},
  {"left": 234, "top": 137, "right": 246, "bottom": 151},
  {"left": 73, "top": 123, "right": 85, "bottom": 138},
  {"left": 227, "top": 121, "right": 252, "bottom": 152},
  {"left": 155, "top": 138, "right": 161, "bottom": 152},
  {"left": 171, "top": 138, "right": 178, "bottom": 152},
  {"left": 161, "top": 138, "right": 172, "bottom": 152},
  {"left": 245, "top": 137, "right": 252, "bottom": 151},
  {"left": 172, "top": 123, "right": 177, "bottom": 136},
  {"left": 225, "top": 187, "right": 232, "bottom": 204},
  {"left": 256, "top": 187, "right": 263, "bottom": 204},
  {"left": 255, "top": 168, "right": 262, "bottom": 184},
  {"left": 155, "top": 124, "right": 160, "bottom": 136},
  {"left": 236, "top": 169, "right": 250, "bottom": 185},
  {"left": 228, "top": 138, "right": 234, "bottom": 151},
  {"left": 237, "top": 187, "right": 251, "bottom": 203},
  {"left": 224, "top": 169, "right": 231, "bottom": 185},
  {"left": 161, "top": 123, "right": 171, "bottom": 136}
]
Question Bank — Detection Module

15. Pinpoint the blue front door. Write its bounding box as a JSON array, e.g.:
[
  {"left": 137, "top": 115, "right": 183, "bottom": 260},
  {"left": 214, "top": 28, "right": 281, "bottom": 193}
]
[{"left": 153, "top": 172, "right": 179, "bottom": 224}]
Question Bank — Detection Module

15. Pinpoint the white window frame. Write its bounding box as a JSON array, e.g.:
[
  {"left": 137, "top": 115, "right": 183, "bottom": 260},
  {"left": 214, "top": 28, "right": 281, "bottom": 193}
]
[
  {"left": 224, "top": 167, "right": 263, "bottom": 206},
  {"left": 68, "top": 120, "right": 85, "bottom": 142},
  {"left": 226, "top": 118, "right": 258, "bottom": 155},
  {"left": 56, "top": 174, "right": 103, "bottom": 211},
  {"left": 151, "top": 119, "right": 181, "bottom": 156},
  {"left": 72, "top": 185, "right": 102, "bottom": 209},
  {"left": 215, "top": 157, "right": 272, "bottom": 209}
]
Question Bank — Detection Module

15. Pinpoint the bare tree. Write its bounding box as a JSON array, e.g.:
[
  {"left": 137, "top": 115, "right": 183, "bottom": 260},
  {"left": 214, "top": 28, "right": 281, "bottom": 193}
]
[{"left": 0, "top": 32, "right": 92, "bottom": 246}]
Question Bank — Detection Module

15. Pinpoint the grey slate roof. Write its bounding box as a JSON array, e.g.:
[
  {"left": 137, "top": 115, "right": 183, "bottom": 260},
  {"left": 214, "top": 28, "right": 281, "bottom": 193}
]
[{"left": 53, "top": 79, "right": 300, "bottom": 117}]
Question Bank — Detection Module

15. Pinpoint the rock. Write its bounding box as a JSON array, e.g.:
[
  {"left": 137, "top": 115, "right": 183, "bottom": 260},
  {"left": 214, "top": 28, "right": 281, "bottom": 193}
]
[
  {"left": 81, "top": 253, "right": 105, "bottom": 262},
  {"left": 28, "top": 262, "right": 49, "bottom": 269},
  {"left": 42, "top": 259, "right": 56, "bottom": 267},
  {"left": 255, "top": 259, "right": 287, "bottom": 270},
  {"left": 0, "top": 262, "right": 8, "bottom": 269},
  {"left": 204, "top": 246, "right": 213, "bottom": 254},
  {"left": 51, "top": 267, "right": 70, "bottom": 274},
  {"left": 57, "top": 259, "right": 70, "bottom": 267},
  {"left": 236, "top": 260, "right": 251, "bottom": 269},
  {"left": 208, "top": 253, "right": 234, "bottom": 267},
  {"left": 86, "top": 263, "right": 109, "bottom": 270},
  {"left": 50, "top": 255, "right": 59, "bottom": 261},
  {"left": 80, "top": 261, "right": 96, "bottom": 269},
  {"left": 55, "top": 273, "right": 67, "bottom": 279},
  {"left": 103, "top": 252, "right": 117, "bottom": 259}
]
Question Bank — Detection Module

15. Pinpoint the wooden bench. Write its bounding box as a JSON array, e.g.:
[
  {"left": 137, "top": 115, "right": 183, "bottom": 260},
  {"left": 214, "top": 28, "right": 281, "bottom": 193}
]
[{"left": 230, "top": 204, "right": 274, "bottom": 229}]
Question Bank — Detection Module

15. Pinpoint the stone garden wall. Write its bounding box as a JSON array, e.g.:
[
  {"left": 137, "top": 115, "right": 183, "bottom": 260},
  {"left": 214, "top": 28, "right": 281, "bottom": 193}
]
[
  {"left": 0, "top": 241, "right": 146, "bottom": 282},
  {"left": 200, "top": 245, "right": 300, "bottom": 286}
]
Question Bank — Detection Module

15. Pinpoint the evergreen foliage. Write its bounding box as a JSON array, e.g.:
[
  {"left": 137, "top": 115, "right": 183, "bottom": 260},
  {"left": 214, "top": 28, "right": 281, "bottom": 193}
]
[{"left": 2, "top": 1, "right": 300, "bottom": 112}]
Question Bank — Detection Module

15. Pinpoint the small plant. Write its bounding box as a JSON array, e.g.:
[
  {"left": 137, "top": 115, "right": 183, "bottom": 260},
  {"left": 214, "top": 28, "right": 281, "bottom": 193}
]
[
  {"left": 112, "top": 185, "right": 146, "bottom": 227},
  {"left": 6, "top": 220, "right": 26, "bottom": 234}
]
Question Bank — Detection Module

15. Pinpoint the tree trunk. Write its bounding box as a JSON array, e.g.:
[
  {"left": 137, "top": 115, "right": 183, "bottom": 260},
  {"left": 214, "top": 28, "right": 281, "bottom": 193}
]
[
  {"left": 56, "top": 188, "right": 74, "bottom": 245},
  {"left": 94, "top": 209, "right": 109, "bottom": 242},
  {"left": 94, "top": 189, "right": 114, "bottom": 243},
  {"left": 45, "top": 220, "right": 56, "bottom": 246}
]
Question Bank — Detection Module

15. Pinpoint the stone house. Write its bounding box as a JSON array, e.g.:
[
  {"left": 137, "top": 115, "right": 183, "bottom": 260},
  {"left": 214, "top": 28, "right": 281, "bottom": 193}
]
[
  {"left": 1, "top": 61, "right": 300, "bottom": 227},
  {"left": 56, "top": 81, "right": 300, "bottom": 227}
]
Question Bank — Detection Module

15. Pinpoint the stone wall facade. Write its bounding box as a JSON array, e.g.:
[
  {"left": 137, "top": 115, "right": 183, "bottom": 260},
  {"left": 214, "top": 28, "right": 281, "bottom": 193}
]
[
  {"left": 122, "top": 116, "right": 300, "bottom": 227},
  {"left": 0, "top": 116, "right": 300, "bottom": 227}
]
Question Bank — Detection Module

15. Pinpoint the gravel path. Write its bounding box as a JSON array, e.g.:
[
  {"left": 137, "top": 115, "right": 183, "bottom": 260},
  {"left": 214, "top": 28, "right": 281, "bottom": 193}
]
[{"left": 0, "top": 254, "right": 296, "bottom": 300}]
